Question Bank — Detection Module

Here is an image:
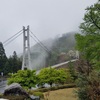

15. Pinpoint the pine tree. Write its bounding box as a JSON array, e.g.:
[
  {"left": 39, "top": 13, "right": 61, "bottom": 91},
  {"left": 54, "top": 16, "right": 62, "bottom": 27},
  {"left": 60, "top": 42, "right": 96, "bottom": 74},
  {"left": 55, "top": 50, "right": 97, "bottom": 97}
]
[
  {"left": 11, "top": 51, "right": 22, "bottom": 73},
  {"left": 0, "top": 42, "right": 7, "bottom": 74}
]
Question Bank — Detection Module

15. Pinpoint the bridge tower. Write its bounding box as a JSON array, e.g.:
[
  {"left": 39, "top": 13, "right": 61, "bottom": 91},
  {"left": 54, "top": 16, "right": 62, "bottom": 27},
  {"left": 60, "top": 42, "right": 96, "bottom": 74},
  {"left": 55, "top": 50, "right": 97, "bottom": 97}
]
[{"left": 22, "top": 26, "right": 32, "bottom": 70}]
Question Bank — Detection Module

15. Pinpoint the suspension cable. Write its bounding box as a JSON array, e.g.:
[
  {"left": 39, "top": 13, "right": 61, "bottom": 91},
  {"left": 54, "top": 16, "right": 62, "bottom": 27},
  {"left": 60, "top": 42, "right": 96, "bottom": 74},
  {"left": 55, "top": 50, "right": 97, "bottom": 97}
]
[
  {"left": 3, "top": 30, "right": 22, "bottom": 44},
  {"left": 30, "top": 34, "right": 51, "bottom": 54},
  {"left": 4, "top": 32, "right": 23, "bottom": 47},
  {"left": 29, "top": 30, "right": 51, "bottom": 54}
]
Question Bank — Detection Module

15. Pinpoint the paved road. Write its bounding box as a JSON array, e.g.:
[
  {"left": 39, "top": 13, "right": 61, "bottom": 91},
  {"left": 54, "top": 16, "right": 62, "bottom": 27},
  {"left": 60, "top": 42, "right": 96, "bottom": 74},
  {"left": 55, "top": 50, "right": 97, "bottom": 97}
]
[
  {"left": 0, "top": 81, "right": 7, "bottom": 93},
  {"left": 0, "top": 85, "right": 5, "bottom": 93}
]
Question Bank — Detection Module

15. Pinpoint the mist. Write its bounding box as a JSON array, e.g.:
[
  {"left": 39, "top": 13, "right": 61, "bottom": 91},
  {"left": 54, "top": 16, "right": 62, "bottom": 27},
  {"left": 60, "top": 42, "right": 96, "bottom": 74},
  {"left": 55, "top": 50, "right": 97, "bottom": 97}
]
[
  {"left": 30, "top": 38, "right": 54, "bottom": 69},
  {"left": 29, "top": 31, "right": 76, "bottom": 69}
]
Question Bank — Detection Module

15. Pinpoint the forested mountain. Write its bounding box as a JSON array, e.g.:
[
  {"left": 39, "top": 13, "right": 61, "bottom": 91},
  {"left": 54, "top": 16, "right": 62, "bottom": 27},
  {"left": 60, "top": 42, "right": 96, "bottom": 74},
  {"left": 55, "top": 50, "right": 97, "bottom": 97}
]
[{"left": 30, "top": 32, "right": 76, "bottom": 70}]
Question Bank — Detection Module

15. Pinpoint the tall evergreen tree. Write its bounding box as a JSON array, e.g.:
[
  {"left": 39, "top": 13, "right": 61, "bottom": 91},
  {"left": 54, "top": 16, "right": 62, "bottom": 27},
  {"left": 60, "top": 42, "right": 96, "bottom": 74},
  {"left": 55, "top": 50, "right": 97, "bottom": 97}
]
[
  {"left": 0, "top": 42, "right": 7, "bottom": 74},
  {"left": 12, "top": 51, "right": 22, "bottom": 72},
  {"left": 8, "top": 51, "right": 22, "bottom": 73},
  {"left": 3, "top": 51, "right": 22, "bottom": 75}
]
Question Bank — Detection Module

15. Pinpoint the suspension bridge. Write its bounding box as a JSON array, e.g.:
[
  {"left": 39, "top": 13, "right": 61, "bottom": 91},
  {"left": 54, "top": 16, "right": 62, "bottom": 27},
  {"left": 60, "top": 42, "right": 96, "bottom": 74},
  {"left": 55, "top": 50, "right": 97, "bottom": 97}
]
[
  {"left": 0, "top": 26, "right": 79, "bottom": 93},
  {"left": 3, "top": 26, "right": 79, "bottom": 71}
]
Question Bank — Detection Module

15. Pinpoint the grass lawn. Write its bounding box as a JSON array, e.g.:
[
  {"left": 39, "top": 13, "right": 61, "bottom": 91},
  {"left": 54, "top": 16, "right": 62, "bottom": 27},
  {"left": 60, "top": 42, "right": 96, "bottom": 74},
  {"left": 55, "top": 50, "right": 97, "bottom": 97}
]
[{"left": 43, "top": 88, "right": 77, "bottom": 100}]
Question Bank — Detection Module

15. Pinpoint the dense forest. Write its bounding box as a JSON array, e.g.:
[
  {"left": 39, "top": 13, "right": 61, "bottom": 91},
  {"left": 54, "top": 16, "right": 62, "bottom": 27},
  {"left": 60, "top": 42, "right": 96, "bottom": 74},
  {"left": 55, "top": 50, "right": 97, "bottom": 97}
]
[{"left": 0, "top": 42, "right": 22, "bottom": 75}]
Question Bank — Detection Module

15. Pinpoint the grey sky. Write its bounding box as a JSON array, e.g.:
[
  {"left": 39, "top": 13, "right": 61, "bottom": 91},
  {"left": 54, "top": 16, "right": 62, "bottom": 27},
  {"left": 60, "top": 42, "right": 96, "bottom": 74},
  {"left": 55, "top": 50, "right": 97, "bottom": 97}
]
[{"left": 0, "top": 0, "right": 97, "bottom": 56}]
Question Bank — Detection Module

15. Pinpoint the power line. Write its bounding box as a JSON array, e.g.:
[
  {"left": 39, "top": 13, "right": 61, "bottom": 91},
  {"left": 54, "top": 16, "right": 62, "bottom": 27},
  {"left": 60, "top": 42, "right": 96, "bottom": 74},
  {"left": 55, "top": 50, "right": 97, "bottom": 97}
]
[
  {"left": 4, "top": 32, "right": 23, "bottom": 47},
  {"left": 30, "top": 34, "right": 51, "bottom": 54},
  {"left": 29, "top": 30, "right": 51, "bottom": 54},
  {"left": 3, "top": 30, "right": 22, "bottom": 44}
]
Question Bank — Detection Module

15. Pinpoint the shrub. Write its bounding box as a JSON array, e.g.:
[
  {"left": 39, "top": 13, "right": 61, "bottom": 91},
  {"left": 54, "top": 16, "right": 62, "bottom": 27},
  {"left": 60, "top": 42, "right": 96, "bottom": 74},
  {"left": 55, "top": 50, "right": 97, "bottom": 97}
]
[
  {"left": 8, "top": 69, "right": 37, "bottom": 89},
  {"left": 37, "top": 67, "right": 68, "bottom": 87}
]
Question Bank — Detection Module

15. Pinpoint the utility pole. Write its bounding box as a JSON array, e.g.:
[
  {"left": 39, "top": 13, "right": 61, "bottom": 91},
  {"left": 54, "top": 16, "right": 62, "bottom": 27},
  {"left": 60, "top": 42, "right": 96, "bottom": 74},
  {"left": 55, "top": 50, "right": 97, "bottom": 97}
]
[{"left": 22, "top": 26, "right": 32, "bottom": 70}]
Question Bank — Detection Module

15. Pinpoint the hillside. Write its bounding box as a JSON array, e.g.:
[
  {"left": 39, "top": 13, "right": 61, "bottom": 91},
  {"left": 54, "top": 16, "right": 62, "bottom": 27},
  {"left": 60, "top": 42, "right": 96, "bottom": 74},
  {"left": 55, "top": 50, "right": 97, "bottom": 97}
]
[{"left": 30, "top": 32, "right": 76, "bottom": 70}]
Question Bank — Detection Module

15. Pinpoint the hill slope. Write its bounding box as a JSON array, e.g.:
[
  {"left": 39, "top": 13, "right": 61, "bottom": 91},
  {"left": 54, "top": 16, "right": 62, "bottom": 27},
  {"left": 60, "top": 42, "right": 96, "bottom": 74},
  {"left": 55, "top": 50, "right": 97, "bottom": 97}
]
[{"left": 30, "top": 32, "right": 76, "bottom": 70}]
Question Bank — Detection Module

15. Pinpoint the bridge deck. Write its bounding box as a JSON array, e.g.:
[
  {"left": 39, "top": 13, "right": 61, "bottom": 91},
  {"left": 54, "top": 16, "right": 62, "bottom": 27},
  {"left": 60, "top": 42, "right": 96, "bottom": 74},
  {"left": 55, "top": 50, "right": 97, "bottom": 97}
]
[{"left": 36, "top": 59, "right": 78, "bottom": 74}]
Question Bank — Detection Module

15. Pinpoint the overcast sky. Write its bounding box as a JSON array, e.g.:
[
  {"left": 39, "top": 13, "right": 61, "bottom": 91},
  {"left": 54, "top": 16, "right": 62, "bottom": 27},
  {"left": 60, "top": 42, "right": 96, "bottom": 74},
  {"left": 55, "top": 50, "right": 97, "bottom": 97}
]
[{"left": 0, "top": 0, "right": 97, "bottom": 57}]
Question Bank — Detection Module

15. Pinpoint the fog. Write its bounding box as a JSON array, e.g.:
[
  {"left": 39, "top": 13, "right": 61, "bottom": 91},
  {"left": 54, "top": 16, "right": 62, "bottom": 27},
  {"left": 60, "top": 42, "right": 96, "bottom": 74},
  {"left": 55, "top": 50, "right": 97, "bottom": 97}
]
[
  {"left": 0, "top": 0, "right": 97, "bottom": 56},
  {"left": 30, "top": 38, "right": 54, "bottom": 69}
]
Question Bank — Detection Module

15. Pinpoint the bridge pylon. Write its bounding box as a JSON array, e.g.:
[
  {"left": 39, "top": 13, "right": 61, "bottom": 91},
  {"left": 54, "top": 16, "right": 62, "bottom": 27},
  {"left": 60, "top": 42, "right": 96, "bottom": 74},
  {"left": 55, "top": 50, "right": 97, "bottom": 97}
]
[{"left": 22, "top": 26, "right": 32, "bottom": 70}]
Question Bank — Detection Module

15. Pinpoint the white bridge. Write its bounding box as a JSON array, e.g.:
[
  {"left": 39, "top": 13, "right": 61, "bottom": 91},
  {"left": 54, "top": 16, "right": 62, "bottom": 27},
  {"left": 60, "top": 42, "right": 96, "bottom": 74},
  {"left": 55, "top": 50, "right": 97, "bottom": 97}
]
[
  {"left": 36, "top": 59, "right": 78, "bottom": 74},
  {"left": 3, "top": 25, "right": 79, "bottom": 71}
]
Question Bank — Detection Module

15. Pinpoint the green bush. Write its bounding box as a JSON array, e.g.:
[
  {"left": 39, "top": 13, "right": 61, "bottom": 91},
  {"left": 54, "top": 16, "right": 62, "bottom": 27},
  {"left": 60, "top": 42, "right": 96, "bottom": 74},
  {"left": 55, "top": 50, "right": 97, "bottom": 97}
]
[
  {"left": 37, "top": 68, "right": 67, "bottom": 87},
  {"left": 8, "top": 69, "right": 37, "bottom": 89},
  {"left": 76, "top": 88, "right": 90, "bottom": 100}
]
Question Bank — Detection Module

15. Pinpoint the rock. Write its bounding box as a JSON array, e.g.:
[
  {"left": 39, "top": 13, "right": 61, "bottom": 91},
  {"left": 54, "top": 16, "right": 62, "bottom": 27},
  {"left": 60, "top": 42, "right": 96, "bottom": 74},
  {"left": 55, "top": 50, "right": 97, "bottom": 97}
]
[{"left": 4, "top": 83, "right": 30, "bottom": 98}]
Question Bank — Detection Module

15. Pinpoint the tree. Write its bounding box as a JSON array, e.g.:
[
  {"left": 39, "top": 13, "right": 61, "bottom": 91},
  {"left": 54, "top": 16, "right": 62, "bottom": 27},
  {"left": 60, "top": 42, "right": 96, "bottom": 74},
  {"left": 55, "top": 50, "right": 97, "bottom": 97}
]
[
  {"left": 76, "top": 1, "right": 100, "bottom": 70},
  {"left": 37, "top": 67, "right": 67, "bottom": 87},
  {"left": 3, "top": 61, "right": 11, "bottom": 75},
  {"left": 75, "top": 0, "right": 100, "bottom": 70},
  {"left": 12, "top": 51, "right": 22, "bottom": 72},
  {"left": 68, "top": 62, "right": 77, "bottom": 81},
  {"left": 0, "top": 42, "right": 7, "bottom": 74},
  {"left": 0, "top": 43, "right": 21, "bottom": 75},
  {"left": 7, "top": 51, "right": 22, "bottom": 74},
  {"left": 80, "top": 1, "right": 100, "bottom": 35},
  {"left": 8, "top": 69, "right": 37, "bottom": 89},
  {"left": 75, "top": 1, "right": 100, "bottom": 99}
]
